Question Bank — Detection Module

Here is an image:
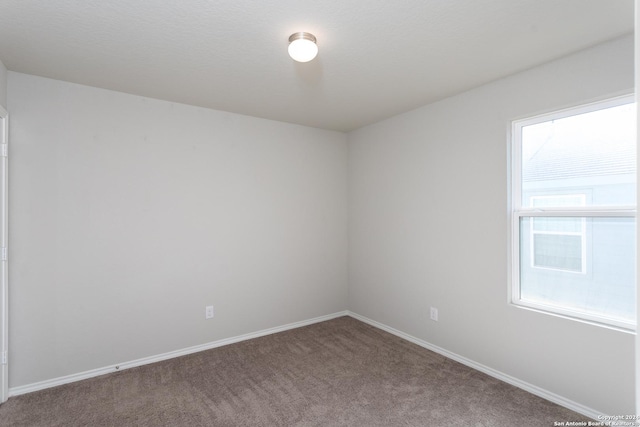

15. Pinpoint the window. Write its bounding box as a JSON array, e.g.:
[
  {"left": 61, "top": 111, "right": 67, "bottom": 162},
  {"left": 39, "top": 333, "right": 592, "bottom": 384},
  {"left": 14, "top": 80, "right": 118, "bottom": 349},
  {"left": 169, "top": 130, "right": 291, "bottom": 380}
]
[{"left": 511, "top": 96, "right": 636, "bottom": 330}]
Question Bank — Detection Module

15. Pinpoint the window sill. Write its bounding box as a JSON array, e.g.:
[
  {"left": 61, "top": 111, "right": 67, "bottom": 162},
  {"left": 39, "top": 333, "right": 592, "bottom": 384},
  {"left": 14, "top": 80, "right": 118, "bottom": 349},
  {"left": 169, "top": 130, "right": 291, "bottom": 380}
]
[{"left": 509, "top": 300, "right": 636, "bottom": 335}]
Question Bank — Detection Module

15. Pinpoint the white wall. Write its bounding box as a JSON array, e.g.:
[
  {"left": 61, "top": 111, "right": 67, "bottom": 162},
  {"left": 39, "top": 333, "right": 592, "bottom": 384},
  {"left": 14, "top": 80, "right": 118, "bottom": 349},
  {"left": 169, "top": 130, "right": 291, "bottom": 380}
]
[
  {"left": 348, "top": 35, "right": 635, "bottom": 415},
  {"left": 7, "top": 72, "right": 348, "bottom": 388},
  {"left": 0, "top": 59, "right": 7, "bottom": 109}
]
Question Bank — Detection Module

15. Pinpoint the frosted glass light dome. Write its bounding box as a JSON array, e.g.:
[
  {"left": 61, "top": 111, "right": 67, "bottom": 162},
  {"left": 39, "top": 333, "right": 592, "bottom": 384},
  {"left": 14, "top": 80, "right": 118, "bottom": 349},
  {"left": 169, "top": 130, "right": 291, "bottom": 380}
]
[{"left": 288, "top": 32, "right": 318, "bottom": 62}]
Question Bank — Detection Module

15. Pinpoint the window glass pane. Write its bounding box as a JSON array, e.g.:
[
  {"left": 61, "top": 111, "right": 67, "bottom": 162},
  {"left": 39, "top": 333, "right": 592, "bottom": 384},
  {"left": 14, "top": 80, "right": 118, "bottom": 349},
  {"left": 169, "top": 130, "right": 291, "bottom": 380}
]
[
  {"left": 533, "top": 234, "right": 582, "bottom": 271},
  {"left": 531, "top": 195, "right": 585, "bottom": 208},
  {"left": 520, "top": 217, "right": 636, "bottom": 324},
  {"left": 521, "top": 103, "right": 636, "bottom": 207},
  {"left": 532, "top": 217, "right": 582, "bottom": 232}
]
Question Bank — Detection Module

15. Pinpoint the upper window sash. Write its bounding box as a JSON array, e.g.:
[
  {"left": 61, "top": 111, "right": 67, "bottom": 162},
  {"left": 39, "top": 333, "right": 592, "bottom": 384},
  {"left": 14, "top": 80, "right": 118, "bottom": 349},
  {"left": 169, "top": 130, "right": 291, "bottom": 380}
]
[{"left": 512, "top": 94, "right": 637, "bottom": 210}]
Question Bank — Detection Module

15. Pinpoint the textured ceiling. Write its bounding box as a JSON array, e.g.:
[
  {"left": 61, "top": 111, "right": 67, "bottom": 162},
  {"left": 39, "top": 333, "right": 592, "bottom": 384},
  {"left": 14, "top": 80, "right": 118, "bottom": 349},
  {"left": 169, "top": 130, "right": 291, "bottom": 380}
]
[{"left": 0, "top": 0, "right": 634, "bottom": 131}]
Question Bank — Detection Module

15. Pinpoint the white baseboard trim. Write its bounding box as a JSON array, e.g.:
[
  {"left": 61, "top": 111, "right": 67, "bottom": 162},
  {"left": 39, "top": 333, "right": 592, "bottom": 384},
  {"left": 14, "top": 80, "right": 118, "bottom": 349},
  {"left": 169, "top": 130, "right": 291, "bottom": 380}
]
[
  {"left": 346, "top": 311, "right": 603, "bottom": 421},
  {"left": 9, "top": 310, "right": 349, "bottom": 397}
]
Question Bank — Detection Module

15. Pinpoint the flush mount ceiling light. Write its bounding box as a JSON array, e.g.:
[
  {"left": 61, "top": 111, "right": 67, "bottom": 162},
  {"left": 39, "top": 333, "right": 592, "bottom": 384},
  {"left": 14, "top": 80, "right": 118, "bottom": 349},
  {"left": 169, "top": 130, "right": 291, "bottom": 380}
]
[{"left": 288, "top": 32, "right": 318, "bottom": 62}]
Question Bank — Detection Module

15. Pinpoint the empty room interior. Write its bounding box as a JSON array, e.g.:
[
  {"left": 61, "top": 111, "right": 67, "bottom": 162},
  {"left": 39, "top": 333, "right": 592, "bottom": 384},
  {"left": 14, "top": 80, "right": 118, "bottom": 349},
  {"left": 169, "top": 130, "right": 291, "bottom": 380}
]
[{"left": 0, "top": 0, "right": 638, "bottom": 425}]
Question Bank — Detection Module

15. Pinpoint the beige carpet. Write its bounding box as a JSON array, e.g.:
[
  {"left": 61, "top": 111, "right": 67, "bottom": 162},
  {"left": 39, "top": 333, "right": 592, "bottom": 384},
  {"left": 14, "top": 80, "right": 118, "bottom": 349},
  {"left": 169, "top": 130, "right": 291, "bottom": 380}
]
[{"left": 0, "top": 316, "right": 589, "bottom": 426}]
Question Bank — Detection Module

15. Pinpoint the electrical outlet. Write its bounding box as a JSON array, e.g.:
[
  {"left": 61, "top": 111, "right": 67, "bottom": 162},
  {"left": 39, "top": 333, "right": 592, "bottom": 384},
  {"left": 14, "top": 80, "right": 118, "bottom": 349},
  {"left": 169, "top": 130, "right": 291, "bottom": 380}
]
[
  {"left": 430, "top": 307, "right": 438, "bottom": 322},
  {"left": 205, "top": 305, "right": 214, "bottom": 319}
]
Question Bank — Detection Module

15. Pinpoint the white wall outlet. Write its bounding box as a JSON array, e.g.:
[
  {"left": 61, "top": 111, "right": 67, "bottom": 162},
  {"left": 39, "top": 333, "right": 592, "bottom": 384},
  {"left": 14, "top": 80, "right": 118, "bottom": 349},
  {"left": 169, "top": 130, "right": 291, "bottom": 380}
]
[
  {"left": 205, "top": 305, "right": 214, "bottom": 319},
  {"left": 430, "top": 306, "right": 438, "bottom": 321}
]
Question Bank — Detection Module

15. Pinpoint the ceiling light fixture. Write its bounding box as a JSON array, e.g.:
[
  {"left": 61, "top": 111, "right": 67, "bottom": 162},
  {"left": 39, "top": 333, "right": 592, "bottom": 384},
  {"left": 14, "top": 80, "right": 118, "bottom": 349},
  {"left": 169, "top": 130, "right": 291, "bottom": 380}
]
[{"left": 288, "top": 32, "right": 318, "bottom": 62}]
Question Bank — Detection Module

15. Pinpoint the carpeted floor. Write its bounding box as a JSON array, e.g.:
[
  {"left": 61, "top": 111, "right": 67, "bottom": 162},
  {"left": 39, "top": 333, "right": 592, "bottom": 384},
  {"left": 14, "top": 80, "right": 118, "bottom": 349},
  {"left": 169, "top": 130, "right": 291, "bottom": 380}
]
[{"left": 0, "top": 316, "right": 589, "bottom": 426}]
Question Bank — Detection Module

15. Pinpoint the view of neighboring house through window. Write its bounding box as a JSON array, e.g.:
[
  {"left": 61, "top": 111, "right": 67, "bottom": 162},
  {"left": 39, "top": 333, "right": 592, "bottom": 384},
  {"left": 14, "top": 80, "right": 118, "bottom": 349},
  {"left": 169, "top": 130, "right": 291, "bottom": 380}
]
[
  {"left": 529, "top": 194, "right": 586, "bottom": 273},
  {"left": 511, "top": 96, "right": 636, "bottom": 330}
]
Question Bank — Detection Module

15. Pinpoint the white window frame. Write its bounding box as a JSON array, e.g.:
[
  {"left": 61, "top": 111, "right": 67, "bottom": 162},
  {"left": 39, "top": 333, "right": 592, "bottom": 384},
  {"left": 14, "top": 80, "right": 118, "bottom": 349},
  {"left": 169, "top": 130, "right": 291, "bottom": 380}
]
[{"left": 510, "top": 95, "right": 636, "bottom": 331}]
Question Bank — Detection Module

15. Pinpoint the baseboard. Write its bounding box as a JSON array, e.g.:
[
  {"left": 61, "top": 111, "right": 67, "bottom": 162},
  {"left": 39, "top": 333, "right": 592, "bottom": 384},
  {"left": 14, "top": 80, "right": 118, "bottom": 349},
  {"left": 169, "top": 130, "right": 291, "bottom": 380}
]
[
  {"left": 346, "top": 311, "right": 603, "bottom": 421},
  {"left": 9, "top": 310, "right": 349, "bottom": 397}
]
